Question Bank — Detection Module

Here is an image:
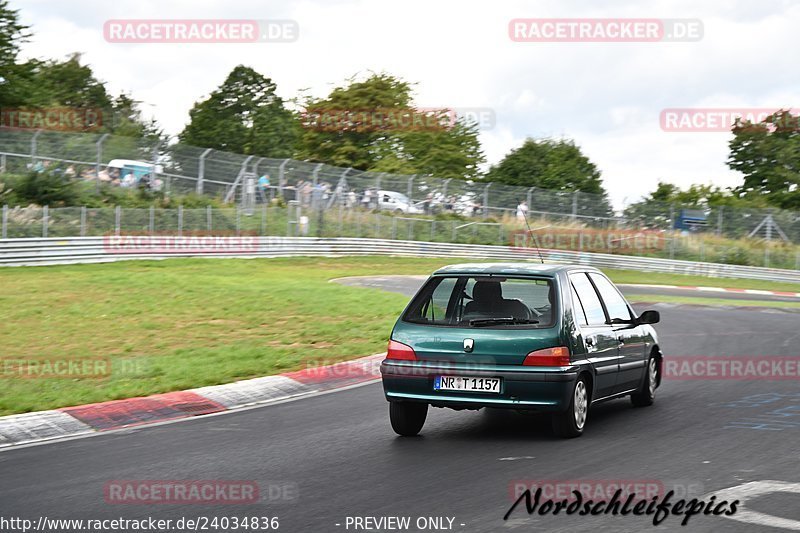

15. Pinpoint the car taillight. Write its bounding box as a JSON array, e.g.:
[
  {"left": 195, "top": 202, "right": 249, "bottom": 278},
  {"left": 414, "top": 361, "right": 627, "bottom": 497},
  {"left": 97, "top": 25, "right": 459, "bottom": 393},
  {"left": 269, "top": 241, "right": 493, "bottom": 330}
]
[
  {"left": 523, "top": 346, "right": 571, "bottom": 366},
  {"left": 386, "top": 339, "right": 417, "bottom": 361}
]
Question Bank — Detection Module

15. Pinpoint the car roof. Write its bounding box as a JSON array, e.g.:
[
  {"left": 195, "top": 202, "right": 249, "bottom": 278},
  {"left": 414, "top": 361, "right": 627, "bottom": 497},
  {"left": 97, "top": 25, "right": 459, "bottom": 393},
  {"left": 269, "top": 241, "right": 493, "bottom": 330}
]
[{"left": 432, "top": 262, "right": 600, "bottom": 277}]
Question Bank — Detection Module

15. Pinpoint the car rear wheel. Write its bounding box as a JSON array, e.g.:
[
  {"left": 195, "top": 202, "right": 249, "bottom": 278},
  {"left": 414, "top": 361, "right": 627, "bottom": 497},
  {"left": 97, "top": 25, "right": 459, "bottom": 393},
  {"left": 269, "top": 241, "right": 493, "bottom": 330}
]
[
  {"left": 552, "top": 376, "right": 588, "bottom": 438},
  {"left": 389, "top": 402, "right": 428, "bottom": 436},
  {"left": 631, "top": 357, "right": 657, "bottom": 407}
]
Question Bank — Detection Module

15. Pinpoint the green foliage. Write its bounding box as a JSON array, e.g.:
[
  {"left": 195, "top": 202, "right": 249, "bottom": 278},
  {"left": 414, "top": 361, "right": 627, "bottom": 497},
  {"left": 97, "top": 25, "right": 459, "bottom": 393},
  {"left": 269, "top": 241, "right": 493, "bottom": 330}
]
[
  {"left": 0, "top": 0, "right": 31, "bottom": 107},
  {"left": 179, "top": 65, "right": 299, "bottom": 158},
  {"left": 728, "top": 110, "right": 800, "bottom": 210},
  {"left": 14, "top": 171, "right": 82, "bottom": 206},
  {"left": 296, "top": 73, "right": 485, "bottom": 180},
  {"left": 485, "top": 138, "right": 612, "bottom": 216},
  {"left": 0, "top": 172, "right": 224, "bottom": 209},
  {"left": 486, "top": 138, "right": 603, "bottom": 192}
]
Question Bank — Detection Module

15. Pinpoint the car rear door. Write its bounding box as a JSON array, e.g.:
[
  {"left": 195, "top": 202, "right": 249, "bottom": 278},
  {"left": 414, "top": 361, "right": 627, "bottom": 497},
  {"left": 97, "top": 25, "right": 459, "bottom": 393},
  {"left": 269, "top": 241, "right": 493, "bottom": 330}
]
[
  {"left": 569, "top": 273, "right": 619, "bottom": 400},
  {"left": 588, "top": 273, "right": 648, "bottom": 394}
]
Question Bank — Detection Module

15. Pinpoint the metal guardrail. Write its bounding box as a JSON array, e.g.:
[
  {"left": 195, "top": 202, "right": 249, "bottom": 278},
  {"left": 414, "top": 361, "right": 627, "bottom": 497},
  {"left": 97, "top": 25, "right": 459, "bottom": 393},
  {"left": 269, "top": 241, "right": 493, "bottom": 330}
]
[{"left": 1, "top": 236, "right": 799, "bottom": 283}]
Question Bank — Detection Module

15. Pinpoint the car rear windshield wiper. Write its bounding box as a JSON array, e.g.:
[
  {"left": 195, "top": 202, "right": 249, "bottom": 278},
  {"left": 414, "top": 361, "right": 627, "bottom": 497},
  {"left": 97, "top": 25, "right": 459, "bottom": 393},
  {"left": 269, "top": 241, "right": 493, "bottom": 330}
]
[{"left": 469, "top": 317, "right": 540, "bottom": 327}]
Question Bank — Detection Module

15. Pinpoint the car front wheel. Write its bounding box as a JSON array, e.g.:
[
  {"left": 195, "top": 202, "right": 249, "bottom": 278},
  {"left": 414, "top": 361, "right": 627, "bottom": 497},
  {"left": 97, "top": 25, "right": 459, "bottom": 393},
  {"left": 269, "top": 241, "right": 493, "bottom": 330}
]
[
  {"left": 552, "top": 376, "right": 589, "bottom": 438},
  {"left": 389, "top": 402, "right": 428, "bottom": 436}
]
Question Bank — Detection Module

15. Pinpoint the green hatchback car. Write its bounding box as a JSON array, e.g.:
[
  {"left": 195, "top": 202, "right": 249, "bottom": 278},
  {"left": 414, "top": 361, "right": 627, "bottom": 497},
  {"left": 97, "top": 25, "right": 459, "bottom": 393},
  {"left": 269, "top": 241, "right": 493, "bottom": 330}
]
[{"left": 380, "top": 263, "right": 662, "bottom": 438}]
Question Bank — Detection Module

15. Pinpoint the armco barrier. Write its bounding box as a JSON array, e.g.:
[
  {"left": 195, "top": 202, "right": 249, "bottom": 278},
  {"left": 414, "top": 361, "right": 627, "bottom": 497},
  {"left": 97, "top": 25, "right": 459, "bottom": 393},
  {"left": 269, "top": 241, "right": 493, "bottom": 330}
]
[{"left": 1, "top": 236, "right": 799, "bottom": 283}]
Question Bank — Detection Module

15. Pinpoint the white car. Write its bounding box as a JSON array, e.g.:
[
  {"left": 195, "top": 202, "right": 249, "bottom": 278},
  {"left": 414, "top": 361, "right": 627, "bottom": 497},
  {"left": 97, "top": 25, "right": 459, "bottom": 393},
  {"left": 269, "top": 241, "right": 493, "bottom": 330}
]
[{"left": 377, "top": 190, "right": 423, "bottom": 214}]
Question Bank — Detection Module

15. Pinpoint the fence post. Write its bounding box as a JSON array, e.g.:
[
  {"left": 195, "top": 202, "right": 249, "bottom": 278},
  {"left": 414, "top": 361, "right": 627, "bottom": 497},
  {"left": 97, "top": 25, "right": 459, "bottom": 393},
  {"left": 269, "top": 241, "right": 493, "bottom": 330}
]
[
  {"left": 278, "top": 159, "right": 289, "bottom": 198},
  {"left": 392, "top": 216, "right": 397, "bottom": 240},
  {"left": 572, "top": 191, "right": 579, "bottom": 221},
  {"left": 376, "top": 172, "right": 383, "bottom": 193},
  {"left": 1, "top": 205, "right": 6, "bottom": 239},
  {"left": 80, "top": 206, "right": 86, "bottom": 237},
  {"left": 149, "top": 206, "right": 155, "bottom": 235},
  {"left": 442, "top": 178, "right": 451, "bottom": 201},
  {"left": 42, "top": 205, "right": 48, "bottom": 238},
  {"left": 312, "top": 163, "right": 323, "bottom": 188},
  {"left": 1, "top": 153, "right": 7, "bottom": 173},
  {"left": 178, "top": 205, "right": 183, "bottom": 236},
  {"left": 197, "top": 148, "right": 212, "bottom": 194},
  {"left": 716, "top": 205, "right": 724, "bottom": 236},
  {"left": 31, "top": 129, "right": 42, "bottom": 162},
  {"left": 236, "top": 205, "right": 240, "bottom": 236},
  {"left": 407, "top": 175, "right": 415, "bottom": 201},
  {"left": 207, "top": 205, "right": 212, "bottom": 231},
  {"left": 151, "top": 140, "right": 162, "bottom": 192},
  {"left": 262, "top": 204, "right": 267, "bottom": 236},
  {"left": 483, "top": 183, "right": 491, "bottom": 219},
  {"left": 668, "top": 205, "right": 676, "bottom": 260},
  {"left": 95, "top": 133, "right": 109, "bottom": 179},
  {"left": 115, "top": 205, "right": 121, "bottom": 236},
  {"left": 527, "top": 187, "right": 534, "bottom": 213}
]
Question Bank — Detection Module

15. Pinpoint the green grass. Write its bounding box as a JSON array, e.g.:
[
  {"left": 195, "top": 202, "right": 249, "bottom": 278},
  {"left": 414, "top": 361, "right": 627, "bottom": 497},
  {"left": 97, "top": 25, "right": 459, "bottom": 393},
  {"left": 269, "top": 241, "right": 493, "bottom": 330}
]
[
  {"left": 606, "top": 269, "right": 800, "bottom": 292},
  {"left": 625, "top": 293, "right": 800, "bottom": 309},
  {"left": 1, "top": 256, "right": 799, "bottom": 416}
]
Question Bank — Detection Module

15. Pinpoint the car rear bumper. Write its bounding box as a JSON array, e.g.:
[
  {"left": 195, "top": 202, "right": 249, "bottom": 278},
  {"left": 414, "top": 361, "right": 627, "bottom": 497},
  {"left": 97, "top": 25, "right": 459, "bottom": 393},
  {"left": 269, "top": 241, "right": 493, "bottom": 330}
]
[{"left": 381, "top": 359, "right": 577, "bottom": 411}]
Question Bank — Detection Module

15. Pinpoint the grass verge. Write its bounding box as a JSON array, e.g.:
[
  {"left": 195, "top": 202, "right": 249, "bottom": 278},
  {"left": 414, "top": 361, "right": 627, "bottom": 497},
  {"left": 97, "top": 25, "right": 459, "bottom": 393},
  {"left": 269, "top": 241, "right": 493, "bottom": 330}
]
[{"left": 626, "top": 294, "right": 800, "bottom": 309}]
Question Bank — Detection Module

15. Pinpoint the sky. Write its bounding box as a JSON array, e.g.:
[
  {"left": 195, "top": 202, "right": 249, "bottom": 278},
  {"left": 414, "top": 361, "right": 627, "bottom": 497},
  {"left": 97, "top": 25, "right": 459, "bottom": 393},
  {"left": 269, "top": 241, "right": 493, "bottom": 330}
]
[{"left": 12, "top": 0, "right": 800, "bottom": 209}]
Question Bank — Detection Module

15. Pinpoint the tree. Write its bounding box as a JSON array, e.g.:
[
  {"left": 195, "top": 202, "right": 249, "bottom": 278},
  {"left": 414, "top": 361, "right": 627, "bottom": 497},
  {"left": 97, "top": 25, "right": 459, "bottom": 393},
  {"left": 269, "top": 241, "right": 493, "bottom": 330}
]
[
  {"left": 486, "top": 138, "right": 611, "bottom": 216},
  {"left": 23, "top": 53, "right": 112, "bottom": 110},
  {"left": 728, "top": 109, "right": 800, "bottom": 210},
  {"left": 486, "top": 138, "right": 605, "bottom": 192},
  {"left": 0, "top": 0, "right": 31, "bottom": 108},
  {"left": 297, "top": 73, "right": 485, "bottom": 179},
  {"left": 179, "top": 65, "right": 299, "bottom": 158}
]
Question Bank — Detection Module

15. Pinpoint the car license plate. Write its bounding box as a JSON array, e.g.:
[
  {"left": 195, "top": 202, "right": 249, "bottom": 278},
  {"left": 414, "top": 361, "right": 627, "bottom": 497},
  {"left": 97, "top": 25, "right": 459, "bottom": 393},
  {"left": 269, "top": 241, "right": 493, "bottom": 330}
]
[{"left": 434, "top": 375, "right": 501, "bottom": 393}]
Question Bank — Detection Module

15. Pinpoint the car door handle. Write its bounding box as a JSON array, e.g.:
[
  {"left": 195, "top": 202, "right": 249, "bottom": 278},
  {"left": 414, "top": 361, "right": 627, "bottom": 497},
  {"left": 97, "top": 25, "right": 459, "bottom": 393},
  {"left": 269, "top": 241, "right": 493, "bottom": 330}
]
[{"left": 586, "top": 337, "right": 595, "bottom": 347}]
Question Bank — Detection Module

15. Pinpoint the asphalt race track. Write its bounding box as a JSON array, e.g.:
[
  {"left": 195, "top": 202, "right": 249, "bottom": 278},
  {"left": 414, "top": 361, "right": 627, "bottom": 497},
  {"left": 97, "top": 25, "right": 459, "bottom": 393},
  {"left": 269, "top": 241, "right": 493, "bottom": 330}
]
[{"left": 2, "top": 276, "right": 800, "bottom": 532}]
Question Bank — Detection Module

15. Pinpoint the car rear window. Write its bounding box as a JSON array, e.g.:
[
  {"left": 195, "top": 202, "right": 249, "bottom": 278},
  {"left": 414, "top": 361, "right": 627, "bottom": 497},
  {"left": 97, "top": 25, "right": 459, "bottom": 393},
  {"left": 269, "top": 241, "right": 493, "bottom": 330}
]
[{"left": 402, "top": 276, "right": 556, "bottom": 328}]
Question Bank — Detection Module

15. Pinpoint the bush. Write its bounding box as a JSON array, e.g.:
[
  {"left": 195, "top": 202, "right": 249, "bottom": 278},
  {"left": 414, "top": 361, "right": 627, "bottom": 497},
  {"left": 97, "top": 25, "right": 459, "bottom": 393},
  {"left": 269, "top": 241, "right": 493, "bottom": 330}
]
[{"left": 14, "top": 171, "right": 83, "bottom": 207}]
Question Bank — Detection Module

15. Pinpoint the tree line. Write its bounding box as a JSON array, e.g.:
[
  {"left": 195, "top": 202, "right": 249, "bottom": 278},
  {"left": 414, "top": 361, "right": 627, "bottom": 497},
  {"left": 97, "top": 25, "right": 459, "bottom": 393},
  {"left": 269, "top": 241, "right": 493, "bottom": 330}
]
[{"left": 1, "top": 1, "right": 798, "bottom": 217}]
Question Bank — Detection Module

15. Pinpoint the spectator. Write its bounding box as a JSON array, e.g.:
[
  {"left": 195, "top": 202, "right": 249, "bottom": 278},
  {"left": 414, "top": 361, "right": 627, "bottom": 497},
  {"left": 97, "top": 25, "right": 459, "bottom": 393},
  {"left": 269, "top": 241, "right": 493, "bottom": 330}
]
[
  {"left": 516, "top": 200, "right": 529, "bottom": 221},
  {"left": 258, "top": 173, "right": 271, "bottom": 202}
]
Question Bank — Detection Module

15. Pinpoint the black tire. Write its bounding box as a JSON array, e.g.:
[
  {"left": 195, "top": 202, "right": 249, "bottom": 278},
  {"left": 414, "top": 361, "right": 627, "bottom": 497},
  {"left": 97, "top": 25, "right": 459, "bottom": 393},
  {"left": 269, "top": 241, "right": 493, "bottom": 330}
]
[
  {"left": 631, "top": 357, "right": 658, "bottom": 407},
  {"left": 389, "top": 402, "right": 428, "bottom": 436},
  {"left": 552, "top": 376, "right": 589, "bottom": 438}
]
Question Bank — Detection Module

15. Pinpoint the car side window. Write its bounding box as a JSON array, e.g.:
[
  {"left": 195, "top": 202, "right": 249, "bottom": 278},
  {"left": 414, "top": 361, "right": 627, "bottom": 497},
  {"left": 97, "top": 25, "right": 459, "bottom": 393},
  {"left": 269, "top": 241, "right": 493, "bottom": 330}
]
[
  {"left": 570, "top": 282, "right": 588, "bottom": 326},
  {"left": 588, "top": 273, "right": 633, "bottom": 321},
  {"left": 423, "top": 277, "right": 457, "bottom": 321},
  {"left": 569, "top": 273, "right": 607, "bottom": 325}
]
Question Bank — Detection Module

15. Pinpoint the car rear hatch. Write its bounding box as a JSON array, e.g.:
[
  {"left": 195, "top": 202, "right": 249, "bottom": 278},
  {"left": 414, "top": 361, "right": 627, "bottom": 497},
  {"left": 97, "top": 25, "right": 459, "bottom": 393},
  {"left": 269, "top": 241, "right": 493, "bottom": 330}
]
[
  {"left": 392, "top": 273, "right": 565, "bottom": 365},
  {"left": 393, "top": 322, "right": 564, "bottom": 366}
]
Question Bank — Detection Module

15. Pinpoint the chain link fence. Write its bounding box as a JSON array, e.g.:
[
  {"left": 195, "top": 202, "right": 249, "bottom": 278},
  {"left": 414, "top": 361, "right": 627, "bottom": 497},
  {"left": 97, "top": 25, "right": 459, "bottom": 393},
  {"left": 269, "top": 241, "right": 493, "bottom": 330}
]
[
  {"left": 2, "top": 203, "right": 799, "bottom": 270},
  {"left": 1, "top": 127, "right": 800, "bottom": 249}
]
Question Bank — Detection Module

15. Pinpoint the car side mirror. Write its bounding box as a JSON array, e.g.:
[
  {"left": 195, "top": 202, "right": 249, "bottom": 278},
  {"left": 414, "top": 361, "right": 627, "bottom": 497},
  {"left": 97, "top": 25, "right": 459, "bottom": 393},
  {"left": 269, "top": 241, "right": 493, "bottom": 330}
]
[{"left": 637, "top": 310, "right": 660, "bottom": 325}]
